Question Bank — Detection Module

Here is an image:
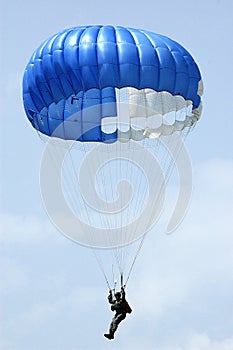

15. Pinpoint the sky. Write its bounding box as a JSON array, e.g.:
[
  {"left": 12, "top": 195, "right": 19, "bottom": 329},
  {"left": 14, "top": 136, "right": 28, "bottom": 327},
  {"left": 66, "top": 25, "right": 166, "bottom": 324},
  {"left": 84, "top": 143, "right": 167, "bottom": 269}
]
[{"left": 1, "top": 0, "right": 233, "bottom": 349}]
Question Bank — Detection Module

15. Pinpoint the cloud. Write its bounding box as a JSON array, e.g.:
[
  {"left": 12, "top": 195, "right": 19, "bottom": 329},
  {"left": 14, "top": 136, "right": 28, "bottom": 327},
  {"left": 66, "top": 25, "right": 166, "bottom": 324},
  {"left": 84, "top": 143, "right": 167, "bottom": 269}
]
[
  {"left": 1, "top": 158, "right": 232, "bottom": 350},
  {"left": 110, "top": 333, "right": 233, "bottom": 350},
  {"left": 1, "top": 283, "right": 106, "bottom": 350},
  {"left": 185, "top": 333, "right": 233, "bottom": 350},
  {"left": 120, "top": 157, "right": 233, "bottom": 345},
  {"left": 0, "top": 213, "right": 60, "bottom": 245}
]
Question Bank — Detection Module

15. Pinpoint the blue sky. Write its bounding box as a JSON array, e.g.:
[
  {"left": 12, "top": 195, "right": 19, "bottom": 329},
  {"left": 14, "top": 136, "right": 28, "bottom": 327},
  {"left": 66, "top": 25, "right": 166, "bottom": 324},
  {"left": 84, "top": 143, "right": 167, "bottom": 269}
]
[{"left": 1, "top": 0, "right": 233, "bottom": 349}]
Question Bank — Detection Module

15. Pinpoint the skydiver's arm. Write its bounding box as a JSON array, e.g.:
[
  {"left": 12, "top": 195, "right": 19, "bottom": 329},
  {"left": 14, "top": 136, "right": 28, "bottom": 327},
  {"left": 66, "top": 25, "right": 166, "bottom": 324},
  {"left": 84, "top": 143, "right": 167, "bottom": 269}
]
[
  {"left": 121, "top": 286, "right": 126, "bottom": 301},
  {"left": 108, "top": 290, "right": 114, "bottom": 304}
]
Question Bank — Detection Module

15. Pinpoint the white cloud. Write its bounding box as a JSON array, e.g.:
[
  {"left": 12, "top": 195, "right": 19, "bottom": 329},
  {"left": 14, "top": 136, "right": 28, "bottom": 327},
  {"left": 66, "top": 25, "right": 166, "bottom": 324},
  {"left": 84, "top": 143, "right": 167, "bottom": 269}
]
[
  {"left": 1, "top": 158, "right": 233, "bottom": 350},
  {"left": 186, "top": 333, "right": 233, "bottom": 350},
  {"left": 120, "top": 157, "right": 233, "bottom": 343},
  {"left": 114, "top": 333, "right": 233, "bottom": 350},
  {"left": 0, "top": 213, "right": 60, "bottom": 245},
  {"left": 1, "top": 283, "right": 106, "bottom": 349}
]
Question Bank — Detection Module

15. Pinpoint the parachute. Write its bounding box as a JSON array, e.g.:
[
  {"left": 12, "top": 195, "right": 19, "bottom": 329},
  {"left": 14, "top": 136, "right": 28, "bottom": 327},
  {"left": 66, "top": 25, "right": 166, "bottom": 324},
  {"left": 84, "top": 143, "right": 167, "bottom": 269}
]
[{"left": 23, "top": 25, "right": 203, "bottom": 288}]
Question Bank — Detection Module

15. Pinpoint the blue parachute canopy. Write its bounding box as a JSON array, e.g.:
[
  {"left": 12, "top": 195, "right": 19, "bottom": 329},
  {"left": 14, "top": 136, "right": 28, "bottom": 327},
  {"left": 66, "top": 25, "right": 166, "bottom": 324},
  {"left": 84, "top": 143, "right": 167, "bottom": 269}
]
[{"left": 23, "top": 25, "right": 203, "bottom": 142}]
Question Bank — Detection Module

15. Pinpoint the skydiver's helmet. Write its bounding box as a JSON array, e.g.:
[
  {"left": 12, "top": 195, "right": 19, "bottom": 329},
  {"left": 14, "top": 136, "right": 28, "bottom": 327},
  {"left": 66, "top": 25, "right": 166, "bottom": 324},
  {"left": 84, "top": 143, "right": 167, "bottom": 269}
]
[{"left": 115, "top": 292, "right": 121, "bottom": 299}]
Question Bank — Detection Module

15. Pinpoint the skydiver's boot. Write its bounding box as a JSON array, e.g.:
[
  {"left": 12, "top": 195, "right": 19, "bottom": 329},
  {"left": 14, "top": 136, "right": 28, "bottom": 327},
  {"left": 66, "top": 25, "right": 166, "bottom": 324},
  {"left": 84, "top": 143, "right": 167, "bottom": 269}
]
[{"left": 104, "top": 333, "right": 114, "bottom": 340}]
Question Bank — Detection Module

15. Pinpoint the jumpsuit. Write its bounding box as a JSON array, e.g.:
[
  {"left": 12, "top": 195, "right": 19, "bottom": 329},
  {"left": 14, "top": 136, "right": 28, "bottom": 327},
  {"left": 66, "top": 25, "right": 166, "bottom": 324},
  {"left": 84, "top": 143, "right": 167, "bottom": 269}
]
[{"left": 107, "top": 289, "right": 127, "bottom": 337}]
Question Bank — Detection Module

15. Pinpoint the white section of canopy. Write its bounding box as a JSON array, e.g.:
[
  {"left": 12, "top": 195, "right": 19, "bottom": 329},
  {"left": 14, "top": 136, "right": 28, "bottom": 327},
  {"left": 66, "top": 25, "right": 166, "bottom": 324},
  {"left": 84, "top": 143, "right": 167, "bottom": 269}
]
[{"left": 101, "top": 87, "right": 202, "bottom": 142}]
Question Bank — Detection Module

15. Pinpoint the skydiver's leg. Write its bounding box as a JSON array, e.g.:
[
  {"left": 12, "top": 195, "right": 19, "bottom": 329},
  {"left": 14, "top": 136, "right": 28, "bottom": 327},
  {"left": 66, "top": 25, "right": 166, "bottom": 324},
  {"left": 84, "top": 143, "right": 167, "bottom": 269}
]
[
  {"left": 109, "top": 314, "right": 126, "bottom": 336},
  {"left": 104, "top": 316, "right": 117, "bottom": 340}
]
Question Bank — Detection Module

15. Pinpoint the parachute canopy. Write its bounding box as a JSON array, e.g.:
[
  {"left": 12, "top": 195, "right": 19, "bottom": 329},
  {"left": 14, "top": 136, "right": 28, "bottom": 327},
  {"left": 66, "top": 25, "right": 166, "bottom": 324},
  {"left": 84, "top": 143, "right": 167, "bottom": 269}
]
[
  {"left": 23, "top": 25, "right": 203, "bottom": 142},
  {"left": 23, "top": 26, "right": 203, "bottom": 285}
]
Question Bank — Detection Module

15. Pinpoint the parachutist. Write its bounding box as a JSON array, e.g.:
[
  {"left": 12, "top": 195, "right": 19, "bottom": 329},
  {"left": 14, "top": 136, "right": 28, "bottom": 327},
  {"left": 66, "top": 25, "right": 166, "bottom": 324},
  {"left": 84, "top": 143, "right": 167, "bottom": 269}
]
[
  {"left": 23, "top": 27, "right": 203, "bottom": 339},
  {"left": 104, "top": 285, "right": 132, "bottom": 340}
]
